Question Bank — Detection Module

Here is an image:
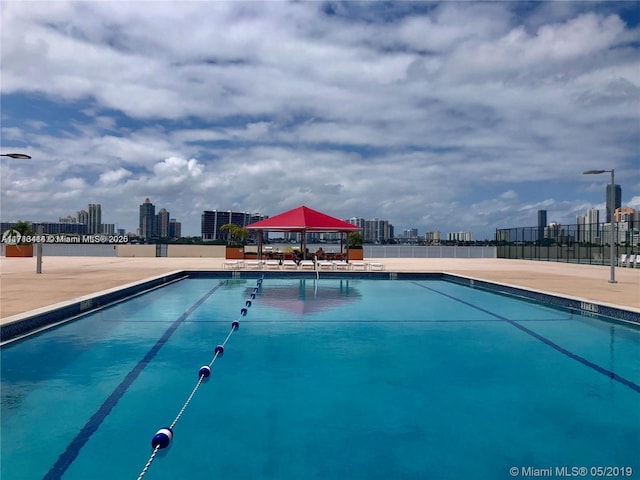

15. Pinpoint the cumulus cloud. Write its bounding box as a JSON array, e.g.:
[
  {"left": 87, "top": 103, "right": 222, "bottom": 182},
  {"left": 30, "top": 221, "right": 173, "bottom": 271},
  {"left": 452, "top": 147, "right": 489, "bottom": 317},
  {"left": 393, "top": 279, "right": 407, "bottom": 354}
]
[
  {"left": 0, "top": 2, "right": 638, "bottom": 237},
  {"left": 628, "top": 196, "right": 640, "bottom": 210},
  {"left": 500, "top": 190, "right": 518, "bottom": 200},
  {"left": 152, "top": 157, "right": 203, "bottom": 179},
  {"left": 99, "top": 168, "right": 132, "bottom": 185}
]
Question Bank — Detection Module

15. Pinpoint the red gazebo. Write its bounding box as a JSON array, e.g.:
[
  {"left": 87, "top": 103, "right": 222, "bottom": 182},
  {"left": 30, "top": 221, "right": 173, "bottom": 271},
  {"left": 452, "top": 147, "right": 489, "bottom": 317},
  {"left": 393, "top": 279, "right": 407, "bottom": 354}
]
[{"left": 245, "top": 205, "right": 361, "bottom": 260}]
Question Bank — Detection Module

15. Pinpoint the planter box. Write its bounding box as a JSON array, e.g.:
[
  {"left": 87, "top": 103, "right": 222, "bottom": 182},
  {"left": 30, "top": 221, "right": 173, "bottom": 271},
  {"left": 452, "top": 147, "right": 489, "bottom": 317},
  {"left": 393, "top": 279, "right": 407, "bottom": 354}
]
[
  {"left": 5, "top": 244, "right": 34, "bottom": 257},
  {"left": 225, "top": 247, "right": 244, "bottom": 259},
  {"left": 347, "top": 248, "right": 363, "bottom": 261}
]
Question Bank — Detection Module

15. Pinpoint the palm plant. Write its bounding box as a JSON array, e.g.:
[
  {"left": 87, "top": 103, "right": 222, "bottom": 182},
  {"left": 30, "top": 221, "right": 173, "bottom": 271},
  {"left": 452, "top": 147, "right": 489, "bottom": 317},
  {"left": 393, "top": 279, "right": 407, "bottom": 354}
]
[
  {"left": 220, "top": 223, "right": 249, "bottom": 246},
  {"left": 7, "top": 221, "right": 34, "bottom": 244},
  {"left": 348, "top": 231, "right": 363, "bottom": 247}
]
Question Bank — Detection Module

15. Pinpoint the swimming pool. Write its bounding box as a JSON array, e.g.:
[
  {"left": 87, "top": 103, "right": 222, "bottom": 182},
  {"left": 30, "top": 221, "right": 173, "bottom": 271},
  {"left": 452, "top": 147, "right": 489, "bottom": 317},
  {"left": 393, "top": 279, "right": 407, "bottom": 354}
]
[{"left": 2, "top": 276, "right": 639, "bottom": 479}]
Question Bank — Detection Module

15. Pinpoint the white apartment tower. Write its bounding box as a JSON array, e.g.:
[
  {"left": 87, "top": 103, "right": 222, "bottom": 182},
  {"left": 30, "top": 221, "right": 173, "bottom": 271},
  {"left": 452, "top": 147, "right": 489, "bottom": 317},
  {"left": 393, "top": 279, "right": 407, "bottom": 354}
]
[{"left": 576, "top": 208, "right": 600, "bottom": 244}]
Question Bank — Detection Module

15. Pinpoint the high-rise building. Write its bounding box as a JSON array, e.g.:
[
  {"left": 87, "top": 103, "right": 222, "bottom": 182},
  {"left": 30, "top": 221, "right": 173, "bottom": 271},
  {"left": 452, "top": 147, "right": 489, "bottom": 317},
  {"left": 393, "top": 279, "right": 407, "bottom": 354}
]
[
  {"left": 88, "top": 204, "right": 102, "bottom": 234},
  {"left": 344, "top": 217, "right": 394, "bottom": 243},
  {"left": 101, "top": 224, "right": 115, "bottom": 235},
  {"left": 614, "top": 207, "right": 635, "bottom": 224},
  {"left": 169, "top": 218, "right": 181, "bottom": 238},
  {"left": 139, "top": 198, "right": 157, "bottom": 240},
  {"left": 363, "top": 219, "right": 393, "bottom": 243},
  {"left": 77, "top": 209, "right": 89, "bottom": 226},
  {"left": 3, "top": 222, "right": 88, "bottom": 235},
  {"left": 157, "top": 208, "right": 170, "bottom": 238},
  {"left": 398, "top": 228, "right": 419, "bottom": 242},
  {"left": 576, "top": 208, "right": 600, "bottom": 243},
  {"left": 424, "top": 231, "right": 441, "bottom": 243},
  {"left": 537, "top": 210, "right": 547, "bottom": 242},
  {"left": 201, "top": 210, "right": 265, "bottom": 242},
  {"left": 544, "top": 223, "right": 564, "bottom": 242},
  {"left": 606, "top": 184, "right": 622, "bottom": 223},
  {"left": 614, "top": 207, "right": 638, "bottom": 244},
  {"left": 600, "top": 222, "right": 628, "bottom": 245},
  {"left": 447, "top": 231, "right": 473, "bottom": 242}
]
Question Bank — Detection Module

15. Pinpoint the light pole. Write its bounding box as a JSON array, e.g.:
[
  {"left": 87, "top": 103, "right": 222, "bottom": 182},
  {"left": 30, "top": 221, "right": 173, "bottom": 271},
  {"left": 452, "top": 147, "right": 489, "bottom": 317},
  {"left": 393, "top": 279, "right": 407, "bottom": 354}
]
[
  {"left": 0, "top": 153, "right": 32, "bottom": 159},
  {"left": 583, "top": 169, "right": 616, "bottom": 283}
]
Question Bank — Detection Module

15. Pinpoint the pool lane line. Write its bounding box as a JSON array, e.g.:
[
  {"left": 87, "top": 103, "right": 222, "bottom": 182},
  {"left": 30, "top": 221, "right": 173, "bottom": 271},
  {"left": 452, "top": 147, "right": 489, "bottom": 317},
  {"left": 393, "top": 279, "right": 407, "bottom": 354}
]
[
  {"left": 182, "top": 318, "right": 571, "bottom": 324},
  {"left": 42, "top": 281, "right": 226, "bottom": 480},
  {"left": 136, "top": 275, "right": 263, "bottom": 480},
  {"left": 411, "top": 282, "right": 640, "bottom": 394}
]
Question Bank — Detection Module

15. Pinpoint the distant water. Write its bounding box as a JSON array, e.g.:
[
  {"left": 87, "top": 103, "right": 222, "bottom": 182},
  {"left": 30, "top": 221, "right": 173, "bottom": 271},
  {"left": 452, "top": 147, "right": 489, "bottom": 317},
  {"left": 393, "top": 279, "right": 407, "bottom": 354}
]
[
  {"left": 242, "top": 243, "right": 496, "bottom": 259},
  {"left": 0, "top": 243, "right": 496, "bottom": 258}
]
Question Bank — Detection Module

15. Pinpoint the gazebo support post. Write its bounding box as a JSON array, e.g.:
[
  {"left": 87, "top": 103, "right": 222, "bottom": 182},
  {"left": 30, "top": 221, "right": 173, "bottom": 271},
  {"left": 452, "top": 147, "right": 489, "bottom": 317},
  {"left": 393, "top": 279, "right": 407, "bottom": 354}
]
[
  {"left": 302, "top": 229, "right": 307, "bottom": 260},
  {"left": 345, "top": 231, "right": 349, "bottom": 262}
]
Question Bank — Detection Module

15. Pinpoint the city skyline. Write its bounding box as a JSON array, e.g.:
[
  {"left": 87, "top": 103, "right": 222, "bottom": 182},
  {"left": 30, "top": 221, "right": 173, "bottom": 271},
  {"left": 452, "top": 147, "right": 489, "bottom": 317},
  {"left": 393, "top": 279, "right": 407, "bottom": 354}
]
[
  {"left": 1, "top": 2, "right": 638, "bottom": 239},
  {"left": 1, "top": 181, "right": 637, "bottom": 241}
]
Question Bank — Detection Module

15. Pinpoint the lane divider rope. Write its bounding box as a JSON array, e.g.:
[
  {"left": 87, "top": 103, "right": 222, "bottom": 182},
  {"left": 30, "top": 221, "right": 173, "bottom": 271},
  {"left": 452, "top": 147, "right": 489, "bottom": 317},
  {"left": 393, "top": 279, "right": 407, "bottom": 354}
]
[{"left": 136, "top": 276, "right": 264, "bottom": 479}]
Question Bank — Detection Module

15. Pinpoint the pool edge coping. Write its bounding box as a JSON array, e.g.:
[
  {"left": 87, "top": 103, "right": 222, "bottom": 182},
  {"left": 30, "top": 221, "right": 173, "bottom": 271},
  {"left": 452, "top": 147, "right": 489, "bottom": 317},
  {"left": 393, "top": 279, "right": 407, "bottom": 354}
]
[
  {"left": 2, "top": 269, "right": 638, "bottom": 343},
  {"left": 438, "top": 272, "right": 640, "bottom": 327},
  {"left": 0, "top": 270, "right": 188, "bottom": 344}
]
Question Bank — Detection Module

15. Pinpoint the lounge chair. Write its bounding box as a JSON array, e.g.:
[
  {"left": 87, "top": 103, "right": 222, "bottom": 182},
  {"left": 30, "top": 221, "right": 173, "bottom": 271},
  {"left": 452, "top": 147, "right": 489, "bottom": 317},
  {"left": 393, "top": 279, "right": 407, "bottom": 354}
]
[
  {"left": 282, "top": 259, "right": 299, "bottom": 270},
  {"left": 618, "top": 254, "right": 628, "bottom": 266},
  {"left": 350, "top": 261, "right": 367, "bottom": 271},
  {"left": 333, "top": 260, "right": 351, "bottom": 270},
  {"left": 223, "top": 260, "right": 242, "bottom": 269},
  {"left": 624, "top": 254, "right": 636, "bottom": 268},
  {"left": 265, "top": 259, "right": 281, "bottom": 269},
  {"left": 317, "top": 260, "right": 335, "bottom": 270},
  {"left": 633, "top": 256, "right": 640, "bottom": 268},
  {"left": 245, "top": 260, "right": 263, "bottom": 269},
  {"left": 299, "top": 260, "right": 316, "bottom": 270},
  {"left": 369, "top": 262, "right": 385, "bottom": 271}
]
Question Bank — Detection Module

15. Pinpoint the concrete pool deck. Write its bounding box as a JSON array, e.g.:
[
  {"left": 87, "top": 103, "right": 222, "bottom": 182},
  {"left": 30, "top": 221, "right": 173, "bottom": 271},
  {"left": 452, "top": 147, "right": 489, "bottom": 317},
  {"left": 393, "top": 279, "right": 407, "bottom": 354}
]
[{"left": 1, "top": 256, "right": 639, "bottom": 323}]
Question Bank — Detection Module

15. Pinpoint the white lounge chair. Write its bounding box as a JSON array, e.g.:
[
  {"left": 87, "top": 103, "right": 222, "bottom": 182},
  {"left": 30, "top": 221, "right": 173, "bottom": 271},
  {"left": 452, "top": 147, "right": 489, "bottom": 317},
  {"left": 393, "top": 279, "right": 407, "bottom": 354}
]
[
  {"left": 245, "top": 260, "right": 263, "bottom": 269},
  {"left": 265, "top": 259, "right": 281, "bottom": 269},
  {"left": 618, "top": 254, "right": 628, "bottom": 266},
  {"left": 624, "top": 254, "right": 636, "bottom": 268},
  {"left": 223, "top": 260, "right": 243, "bottom": 269},
  {"left": 299, "top": 260, "right": 316, "bottom": 270},
  {"left": 350, "top": 261, "right": 367, "bottom": 271},
  {"left": 333, "top": 260, "right": 351, "bottom": 270},
  {"left": 282, "top": 259, "right": 299, "bottom": 270},
  {"left": 369, "top": 262, "right": 385, "bottom": 271},
  {"left": 317, "top": 260, "right": 335, "bottom": 270},
  {"left": 633, "top": 256, "right": 640, "bottom": 268}
]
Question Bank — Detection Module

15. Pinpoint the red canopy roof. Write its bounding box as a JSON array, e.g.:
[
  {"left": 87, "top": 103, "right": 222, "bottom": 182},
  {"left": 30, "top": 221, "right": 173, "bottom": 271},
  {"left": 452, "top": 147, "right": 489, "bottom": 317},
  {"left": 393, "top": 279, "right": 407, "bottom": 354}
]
[{"left": 245, "top": 205, "right": 360, "bottom": 232}]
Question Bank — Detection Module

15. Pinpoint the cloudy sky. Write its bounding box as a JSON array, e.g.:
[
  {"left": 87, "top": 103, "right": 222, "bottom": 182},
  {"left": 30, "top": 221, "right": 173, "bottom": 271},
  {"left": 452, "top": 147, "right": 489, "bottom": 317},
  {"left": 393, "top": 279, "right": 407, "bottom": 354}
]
[{"left": 1, "top": 1, "right": 638, "bottom": 240}]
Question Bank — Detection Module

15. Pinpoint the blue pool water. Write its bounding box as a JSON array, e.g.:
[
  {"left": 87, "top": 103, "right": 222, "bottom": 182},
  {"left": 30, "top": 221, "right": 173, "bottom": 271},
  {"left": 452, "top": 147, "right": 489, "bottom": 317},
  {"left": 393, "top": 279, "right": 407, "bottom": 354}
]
[{"left": 1, "top": 277, "right": 639, "bottom": 480}]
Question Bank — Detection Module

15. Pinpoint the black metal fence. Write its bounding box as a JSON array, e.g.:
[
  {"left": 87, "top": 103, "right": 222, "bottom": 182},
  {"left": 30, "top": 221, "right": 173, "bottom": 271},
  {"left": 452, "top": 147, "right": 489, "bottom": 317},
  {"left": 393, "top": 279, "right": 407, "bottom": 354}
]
[{"left": 496, "top": 223, "right": 638, "bottom": 265}]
